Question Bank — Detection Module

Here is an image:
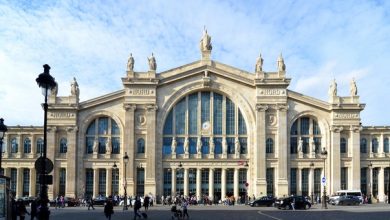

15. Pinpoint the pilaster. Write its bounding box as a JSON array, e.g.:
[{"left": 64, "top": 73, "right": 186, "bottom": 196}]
[
  {"left": 221, "top": 168, "right": 226, "bottom": 199},
  {"left": 145, "top": 104, "right": 158, "bottom": 195},
  {"left": 106, "top": 168, "right": 112, "bottom": 196},
  {"left": 196, "top": 168, "right": 201, "bottom": 199},
  {"left": 350, "top": 126, "right": 361, "bottom": 190},
  {"left": 184, "top": 168, "right": 189, "bottom": 197},
  {"left": 378, "top": 167, "right": 385, "bottom": 202},
  {"left": 93, "top": 168, "right": 99, "bottom": 198},
  {"left": 209, "top": 169, "right": 214, "bottom": 199},
  {"left": 276, "top": 104, "right": 289, "bottom": 196},
  {"left": 171, "top": 169, "right": 177, "bottom": 196},
  {"left": 330, "top": 126, "right": 342, "bottom": 194},
  {"left": 234, "top": 168, "right": 239, "bottom": 199},
  {"left": 66, "top": 126, "right": 78, "bottom": 197},
  {"left": 123, "top": 104, "right": 136, "bottom": 194},
  {"left": 255, "top": 104, "right": 267, "bottom": 195}
]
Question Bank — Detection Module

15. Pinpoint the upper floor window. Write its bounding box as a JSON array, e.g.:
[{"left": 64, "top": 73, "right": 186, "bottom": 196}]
[
  {"left": 137, "top": 138, "right": 145, "bottom": 154},
  {"left": 37, "top": 138, "right": 44, "bottom": 154},
  {"left": 24, "top": 138, "right": 31, "bottom": 154},
  {"left": 60, "top": 138, "right": 67, "bottom": 153},
  {"left": 266, "top": 138, "right": 274, "bottom": 154},
  {"left": 85, "top": 117, "right": 120, "bottom": 154},
  {"left": 384, "top": 138, "right": 389, "bottom": 153},
  {"left": 340, "top": 138, "right": 347, "bottom": 153},
  {"left": 290, "top": 117, "right": 321, "bottom": 154},
  {"left": 162, "top": 91, "right": 247, "bottom": 155},
  {"left": 360, "top": 138, "right": 367, "bottom": 153},
  {"left": 372, "top": 138, "right": 379, "bottom": 153},
  {"left": 11, "top": 138, "right": 18, "bottom": 153}
]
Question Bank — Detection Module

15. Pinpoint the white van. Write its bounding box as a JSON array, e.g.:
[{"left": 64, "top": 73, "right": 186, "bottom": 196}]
[{"left": 329, "top": 190, "right": 363, "bottom": 204}]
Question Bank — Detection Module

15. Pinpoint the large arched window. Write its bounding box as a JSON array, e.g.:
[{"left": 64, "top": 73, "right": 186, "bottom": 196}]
[
  {"left": 360, "top": 138, "right": 367, "bottom": 153},
  {"left": 384, "top": 138, "right": 389, "bottom": 153},
  {"left": 37, "top": 138, "right": 44, "bottom": 154},
  {"left": 85, "top": 117, "right": 120, "bottom": 154},
  {"left": 24, "top": 138, "right": 31, "bottom": 154},
  {"left": 11, "top": 138, "right": 18, "bottom": 153},
  {"left": 290, "top": 117, "right": 321, "bottom": 154},
  {"left": 372, "top": 138, "right": 379, "bottom": 153},
  {"left": 60, "top": 138, "right": 67, "bottom": 153},
  {"left": 266, "top": 138, "right": 274, "bottom": 154},
  {"left": 340, "top": 138, "right": 347, "bottom": 153},
  {"left": 162, "top": 91, "right": 247, "bottom": 155},
  {"left": 137, "top": 138, "right": 145, "bottom": 154}
]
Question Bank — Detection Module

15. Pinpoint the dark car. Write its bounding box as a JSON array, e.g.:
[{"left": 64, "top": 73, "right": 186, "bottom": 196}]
[
  {"left": 64, "top": 197, "right": 80, "bottom": 207},
  {"left": 274, "top": 196, "right": 311, "bottom": 210},
  {"left": 93, "top": 196, "right": 107, "bottom": 206},
  {"left": 331, "top": 195, "right": 360, "bottom": 206},
  {"left": 249, "top": 196, "right": 275, "bottom": 207}
]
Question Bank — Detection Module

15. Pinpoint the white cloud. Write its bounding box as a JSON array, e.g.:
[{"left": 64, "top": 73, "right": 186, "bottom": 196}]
[{"left": 1, "top": 0, "right": 390, "bottom": 125}]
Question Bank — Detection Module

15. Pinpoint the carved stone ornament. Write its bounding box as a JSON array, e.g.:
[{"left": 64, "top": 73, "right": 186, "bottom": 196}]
[
  {"left": 123, "top": 104, "right": 136, "bottom": 111},
  {"left": 256, "top": 104, "right": 269, "bottom": 112},
  {"left": 267, "top": 114, "right": 277, "bottom": 126},
  {"left": 136, "top": 114, "right": 146, "bottom": 126},
  {"left": 145, "top": 104, "right": 158, "bottom": 112},
  {"left": 351, "top": 125, "right": 363, "bottom": 133},
  {"left": 276, "top": 104, "right": 289, "bottom": 111},
  {"left": 66, "top": 126, "right": 78, "bottom": 132},
  {"left": 331, "top": 126, "right": 344, "bottom": 133}
]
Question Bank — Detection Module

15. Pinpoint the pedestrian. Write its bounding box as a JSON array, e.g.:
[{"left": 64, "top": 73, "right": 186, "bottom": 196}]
[
  {"left": 143, "top": 196, "right": 150, "bottom": 211},
  {"left": 30, "top": 199, "right": 38, "bottom": 220},
  {"left": 87, "top": 196, "right": 95, "bottom": 210},
  {"left": 17, "top": 200, "right": 29, "bottom": 220},
  {"left": 182, "top": 199, "right": 189, "bottom": 219},
  {"left": 104, "top": 198, "right": 114, "bottom": 220},
  {"left": 11, "top": 198, "right": 17, "bottom": 220},
  {"left": 133, "top": 196, "right": 142, "bottom": 220}
]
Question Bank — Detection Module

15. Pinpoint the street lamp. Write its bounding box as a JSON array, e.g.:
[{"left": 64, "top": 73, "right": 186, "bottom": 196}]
[
  {"left": 123, "top": 152, "right": 129, "bottom": 210},
  {"left": 113, "top": 162, "right": 118, "bottom": 196},
  {"left": 36, "top": 64, "right": 56, "bottom": 220},
  {"left": 310, "top": 161, "right": 314, "bottom": 204},
  {"left": 320, "top": 147, "right": 328, "bottom": 209},
  {"left": 0, "top": 118, "right": 8, "bottom": 174}
]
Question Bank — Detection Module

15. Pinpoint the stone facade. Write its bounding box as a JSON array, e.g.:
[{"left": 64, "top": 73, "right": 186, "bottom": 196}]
[{"left": 3, "top": 31, "right": 390, "bottom": 202}]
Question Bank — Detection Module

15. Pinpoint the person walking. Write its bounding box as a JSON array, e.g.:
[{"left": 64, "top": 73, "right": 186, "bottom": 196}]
[
  {"left": 17, "top": 200, "right": 29, "bottom": 220},
  {"left": 104, "top": 198, "right": 114, "bottom": 220},
  {"left": 30, "top": 199, "right": 38, "bottom": 220},
  {"left": 133, "top": 196, "right": 142, "bottom": 220},
  {"left": 87, "top": 196, "right": 95, "bottom": 210},
  {"left": 143, "top": 196, "right": 150, "bottom": 211},
  {"left": 182, "top": 199, "right": 189, "bottom": 219}
]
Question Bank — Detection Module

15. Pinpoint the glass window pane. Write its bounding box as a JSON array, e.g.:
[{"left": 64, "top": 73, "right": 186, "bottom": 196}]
[
  {"left": 360, "top": 138, "right": 367, "bottom": 153},
  {"left": 163, "top": 111, "right": 173, "bottom": 135},
  {"left": 239, "top": 137, "right": 247, "bottom": 154},
  {"left": 163, "top": 137, "right": 172, "bottom": 155},
  {"left": 60, "top": 138, "right": 67, "bottom": 153},
  {"left": 137, "top": 138, "right": 145, "bottom": 154},
  {"left": 238, "top": 110, "right": 247, "bottom": 135},
  {"left": 176, "top": 138, "right": 184, "bottom": 154},
  {"left": 201, "top": 92, "right": 210, "bottom": 125},
  {"left": 201, "top": 137, "right": 209, "bottom": 154},
  {"left": 87, "top": 122, "right": 95, "bottom": 135},
  {"left": 300, "top": 117, "right": 309, "bottom": 135},
  {"left": 98, "top": 117, "right": 108, "bottom": 135},
  {"left": 188, "top": 93, "right": 198, "bottom": 135},
  {"left": 226, "top": 98, "right": 235, "bottom": 135},
  {"left": 175, "top": 98, "right": 186, "bottom": 135},
  {"left": 111, "top": 119, "right": 120, "bottom": 135},
  {"left": 226, "top": 137, "right": 235, "bottom": 154},
  {"left": 24, "top": 138, "right": 31, "bottom": 154},
  {"left": 213, "top": 93, "right": 223, "bottom": 135},
  {"left": 86, "top": 137, "right": 94, "bottom": 154},
  {"left": 98, "top": 137, "right": 107, "bottom": 154},
  {"left": 189, "top": 138, "right": 197, "bottom": 154},
  {"left": 384, "top": 138, "right": 389, "bottom": 153},
  {"left": 291, "top": 121, "right": 298, "bottom": 135},
  {"left": 214, "top": 138, "right": 222, "bottom": 154}
]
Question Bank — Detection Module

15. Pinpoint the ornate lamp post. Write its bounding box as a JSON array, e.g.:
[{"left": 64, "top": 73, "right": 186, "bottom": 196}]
[
  {"left": 321, "top": 148, "right": 328, "bottom": 209},
  {"left": 123, "top": 152, "right": 129, "bottom": 210},
  {"left": 36, "top": 64, "right": 56, "bottom": 220},
  {"left": 113, "top": 162, "right": 118, "bottom": 195},
  {"left": 310, "top": 161, "right": 314, "bottom": 204},
  {"left": 0, "top": 118, "right": 7, "bottom": 174}
]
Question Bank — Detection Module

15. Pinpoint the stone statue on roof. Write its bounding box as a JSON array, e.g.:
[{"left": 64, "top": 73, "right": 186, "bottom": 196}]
[
  {"left": 148, "top": 53, "right": 157, "bottom": 71},
  {"left": 328, "top": 79, "right": 337, "bottom": 97},
  {"left": 127, "top": 53, "right": 134, "bottom": 71},
  {"left": 200, "top": 27, "right": 212, "bottom": 52},
  {"left": 350, "top": 78, "right": 358, "bottom": 96},
  {"left": 71, "top": 77, "right": 79, "bottom": 96},
  {"left": 277, "top": 53, "right": 286, "bottom": 72},
  {"left": 255, "top": 53, "right": 263, "bottom": 72}
]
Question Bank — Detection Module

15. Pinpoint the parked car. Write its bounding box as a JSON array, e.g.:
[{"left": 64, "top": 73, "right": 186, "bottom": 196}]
[
  {"left": 330, "top": 195, "right": 360, "bottom": 206},
  {"left": 329, "top": 190, "right": 363, "bottom": 204},
  {"left": 274, "top": 196, "right": 311, "bottom": 210},
  {"left": 93, "top": 196, "right": 108, "bottom": 206},
  {"left": 249, "top": 196, "right": 275, "bottom": 207},
  {"left": 64, "top": 197, "right": 80, "bottom": 207}
]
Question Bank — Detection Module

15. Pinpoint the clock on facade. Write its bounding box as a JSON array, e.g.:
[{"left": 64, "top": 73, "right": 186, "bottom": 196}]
[{"left": 202, "top": 121, "right": 210, "bottom": 130}]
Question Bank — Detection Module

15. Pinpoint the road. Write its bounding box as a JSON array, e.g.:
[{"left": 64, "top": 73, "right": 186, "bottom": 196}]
[{"left": 41, "top": 203, "right": 390, "bottom": 220}]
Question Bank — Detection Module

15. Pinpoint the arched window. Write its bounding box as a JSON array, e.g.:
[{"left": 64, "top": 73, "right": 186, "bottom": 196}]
[
  {"left": 162, "top": 91, "right": 247, "bottom": 156},
  {"left": 290, "top": 117, "right": 321, "bottom": 154},
  {"left": 60, "top": 138, "right": 67, "bottom": 153},
  {"left": 266, "top": 138, "right": 274, "bottom": 154},
  {"left": 11, "top": 138, "right": 18, "bottom": 153},
  {"left": 137, "top": 138, "right": 145, "bottom": 154},
  {"left": 340, "top": 138, "right": 347, "bottom": 153},
  {"left": 85, "top": 117, "right": 120, "bottom": 154},
  {"left": 24, "top": 138, "right": 31, "bottom": 154},
  {"left": 360, "top": 138, "right": 367, "bottom": 153},
  {"left": 37, "top": 138, "right": 44, "bottom": 154},
  {"left": 384, "top": 138, "right": 389, "bottom": 153},
  {"left": 372, "top": 138, "right": 379, "bottom": 153}
]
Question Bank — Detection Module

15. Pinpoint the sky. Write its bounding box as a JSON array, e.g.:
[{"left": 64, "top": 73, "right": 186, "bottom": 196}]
[{"left": 1, "top": 0, "right": 390, "bottom": 126}]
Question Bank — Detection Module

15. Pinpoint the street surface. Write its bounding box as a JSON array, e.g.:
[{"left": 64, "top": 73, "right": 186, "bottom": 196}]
[{"left": 40, "top": 203, "right": 390, "bottom": 220}]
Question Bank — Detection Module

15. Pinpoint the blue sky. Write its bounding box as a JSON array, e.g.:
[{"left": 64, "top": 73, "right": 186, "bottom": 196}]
[{"left": 1, "top": 0, "right": 390, "bottom": 126}]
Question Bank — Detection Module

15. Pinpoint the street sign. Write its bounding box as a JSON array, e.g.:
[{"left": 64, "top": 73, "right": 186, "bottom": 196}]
[
  {"left": 35, "top": 157, "right": 54, "bottom": 174},
  {"left": 322, "top": 177, "right": 326, "bottom": 184}
]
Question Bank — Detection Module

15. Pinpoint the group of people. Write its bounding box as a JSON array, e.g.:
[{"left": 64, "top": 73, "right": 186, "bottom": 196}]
[{"left": 10, "top": 198, "right": 39, "bottom": 220}]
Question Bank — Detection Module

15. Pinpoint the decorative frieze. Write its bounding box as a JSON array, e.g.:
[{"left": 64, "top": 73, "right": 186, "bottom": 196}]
[
  {"left": 123, "top": 104, "right": 136, "bottom": 111},
  {"left": 334, "top": 113, "right": 359, "bottom": 119},
  {"left": 259, "top": 89, "right": 286, "bottom": 96},
  {"left": 128, "top": 89, "right": 155, "bottom": 96},
  {"left": 49, "top": 112, "right": 76, "bottom": 119}
]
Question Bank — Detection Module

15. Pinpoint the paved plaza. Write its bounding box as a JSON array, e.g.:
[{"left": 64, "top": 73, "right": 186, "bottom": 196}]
[{"left": 40, "top": 203, "right": 390, "bottom": 220}]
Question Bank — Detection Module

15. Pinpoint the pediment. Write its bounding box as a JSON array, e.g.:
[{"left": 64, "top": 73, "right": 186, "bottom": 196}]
[
  {"left": 79, "top": 90, "right": 125, "bottom": 110},
  {"left": 157, "top": 60, "right": 255, "bottom": 87},
  {"left": 287, "top": 90, "right": 330, "bottom": 111}
]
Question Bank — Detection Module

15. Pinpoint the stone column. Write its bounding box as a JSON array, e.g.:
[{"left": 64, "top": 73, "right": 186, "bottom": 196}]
[
  {"left": 17, "top": 135, "right": 22, "bottom": 158},
  {"left": 46, "top": 126, "right": 57, "bottom": 199},
  {"left": 330, "top": 126, "right": 342, "bottom": 195},
  {"left": 31, "top": 135, "right": 36, "bottom": 157},
  {"left": 350, "top": 126, "right": 361, "bottom": 190},
  {"left": 309, "top": 167, "right": 314, "bottom": 200},
  {"left": 378, "top": 167, "right": 385, "bottom": 202},
  {"left": 171, "top": 169, "right": 176, "bottom": 196},
  {"left": 184, "top": 168, "right": 189, "bottom": 197},
  {"left": 255, "top": 104, "right": 268, "bottom": 196},
  {"left": 209, "top": 169, "right": 214, "bottom": 199},
  {"left": 123, "top": 104, "right": 136, "bottom": 195},
  {"left": 106, "top": 168, "right": 112, "bottom": 196},
  {"left": 16, "top": 168, "right": 23, "bottom": 197},
  {"left": 369, "top": 166, "right": 373, "bottom": 196},
  {"left": 297, "top": 168, "right": 302, "bottom": 195},
  {"left": 145, "top": 105, "right": 158, "bottom": 195},
  {"left": 66, "top": 126, "right": 78, "bottom": 197},
  {"left": 196, "top": 168, "right": 201, "bottom": 199},
  {"left": 221, "top": 168, "right": 226, "bottom": 199},
  {"left": 93, "top": 168, "right": 99, "bottom": 198},
  {"left": 276, "top": 104, "right": 289, "bottom": 196},
  {"left": 234, "top": 168, "right": 239, "bottom": 199},
  {"left": 30, "top": 168, "right": 36, "bottom": 197},
  {"left": 379, "top": 134, "right": 385, "bottom": 157}
]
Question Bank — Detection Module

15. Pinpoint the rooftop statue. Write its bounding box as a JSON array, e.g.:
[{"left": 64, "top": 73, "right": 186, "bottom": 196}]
[
  {"left": 350, "top": 78, "right": 358, "bottom": 96},
  {"left": 200, "top": 28, "right": 212, "bottom": 52},
  {"left": 328, "top": 79, "right": 337, "bottom": 97},
  {"left": 277, "top": 53, "right": 286, "bottom": 72},
  {"left": 71, "top": 77, "right": 79, "bottom": 96},
  {"left": 148, "top": 53, "right": 157, "bottom": 71},
  {"left": 255, "top": 53, "right": 263, "bottom": 72},
  {"left": 127, "top": 53, "right": 134, "bottom": 71}
]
